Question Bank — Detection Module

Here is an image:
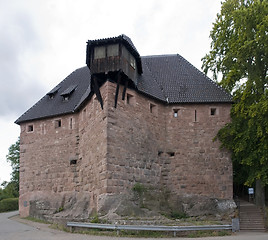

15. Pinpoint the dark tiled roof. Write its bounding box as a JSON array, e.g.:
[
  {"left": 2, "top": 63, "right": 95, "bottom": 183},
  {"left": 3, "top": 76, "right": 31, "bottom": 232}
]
[
  {"left": 15, "top": 54, "right": 232, "bottom": 124},
  {"left": 139, "top": 54, "right": 232, "bottom": 103},
  {"left": 15, "top": 67, "right": 91, "bottom": 124}
]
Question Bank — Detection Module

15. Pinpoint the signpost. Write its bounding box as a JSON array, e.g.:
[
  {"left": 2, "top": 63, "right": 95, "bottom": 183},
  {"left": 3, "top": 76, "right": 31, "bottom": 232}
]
[{"left": 248, "top": 188, "right": 254, "bottom": 202}]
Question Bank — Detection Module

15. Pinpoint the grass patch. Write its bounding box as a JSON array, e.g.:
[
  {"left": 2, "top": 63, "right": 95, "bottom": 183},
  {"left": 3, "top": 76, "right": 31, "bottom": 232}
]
[
  {"left": 0, "top": 198, "right": 18, "bottom": 212},
  {"left": 24, "top": 216, "right": 50, "bottom": 224},
  {"left": 186, "top": 230, "right": 231, "bottom": 238},
  {"left": 50, "top": 223, "right": 70, "bottom": 232},
  {"left": 67, "top": 228, "right": 231, "bottom": 238}
]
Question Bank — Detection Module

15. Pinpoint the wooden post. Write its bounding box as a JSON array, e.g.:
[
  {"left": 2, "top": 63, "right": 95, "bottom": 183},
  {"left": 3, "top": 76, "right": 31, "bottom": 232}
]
[
  {"left": 122, "top": 79, "right": 128, "bottom": 100},
  {"left": 92, "top": 76, "right": 103, "bottom": 109}
]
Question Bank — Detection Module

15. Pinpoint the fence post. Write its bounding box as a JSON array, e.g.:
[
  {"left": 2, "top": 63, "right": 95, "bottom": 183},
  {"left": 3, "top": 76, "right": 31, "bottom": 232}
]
[{"left": 232, "top": 218, "right": 240, "bottom": 232}]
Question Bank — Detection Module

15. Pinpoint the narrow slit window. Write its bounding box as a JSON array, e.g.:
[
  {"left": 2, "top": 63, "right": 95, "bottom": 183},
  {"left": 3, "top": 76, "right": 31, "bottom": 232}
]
[
  {"left": 83, "top": 108, "right": 87, "bottom": 119},
  {"left": 27, "top": 125, "right": 34, "bottom": 132},
  {"left": 194, "top": 110, "right": 197, "bottom": 122},
  {"left": 70, "top": 118, "right": 73, "bottom": 129}
]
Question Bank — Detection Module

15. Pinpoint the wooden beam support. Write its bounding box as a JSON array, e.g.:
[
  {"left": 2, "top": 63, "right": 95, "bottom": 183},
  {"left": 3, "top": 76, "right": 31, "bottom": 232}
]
[
  {"left": 114, "top": 71, "right": 121, "bottom": 108},
  {"left": 122, "top": 78, "right": 128, "bottom": 100},
  {"left": 92, "top": 75, "right": 103, "bottom": 109}
]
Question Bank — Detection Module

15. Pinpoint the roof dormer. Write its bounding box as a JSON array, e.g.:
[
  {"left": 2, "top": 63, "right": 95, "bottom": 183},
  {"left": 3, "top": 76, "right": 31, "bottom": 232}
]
[{"left": 60, "top": 85, "right": 77, "bottom": 101}]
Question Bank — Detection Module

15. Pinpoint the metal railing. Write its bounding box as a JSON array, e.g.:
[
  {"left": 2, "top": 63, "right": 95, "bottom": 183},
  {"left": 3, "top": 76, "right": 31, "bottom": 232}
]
[{"left": 67, "top": 219, "right": 239, "bottom": 236}]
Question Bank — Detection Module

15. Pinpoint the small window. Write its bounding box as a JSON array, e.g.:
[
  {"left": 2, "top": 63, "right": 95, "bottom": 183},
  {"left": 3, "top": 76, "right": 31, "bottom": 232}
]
[
  {"left": 126, "top": 93, "right": 135, "bottom": 106},
  {"left": 70, "top": 159, "right": 77, "bottom": 165},
  {"left": 194, "top": 109, "right": 197, "bottom": 122},
  {"left": 210, "top": 108, "right": 217, "bottom": 116},
  {"left": 149, "top": 103, "right": 157, "bottom": 114},
  {"left": 129, "top": 54, "right": 136, "bottom": 69},
  {"left": 158, "top": 151, "right": 163, "bottom": 156},
  {"left": 69, "top": 118, "right": 73, "bottom": 129},
  {"left": 83, "top": 108, "right": 87, "bottom": 119},
  {"left": 55, "top": 119, "right": 62, "bottom": 128},
  {"left": 94, "top": 46, "right": 106, "bottom": 59},
  {"left": 27, "top": 125, "right": 34, "bottom": 132},
  {"left": 173, "top": 109, "right": 179, "bottom": 118},
  {"left": 167, "top": 152, "right": 175, "bottom": 157},
  {"left": 107, "top": 44, "right": 119, "bottom": 57}
]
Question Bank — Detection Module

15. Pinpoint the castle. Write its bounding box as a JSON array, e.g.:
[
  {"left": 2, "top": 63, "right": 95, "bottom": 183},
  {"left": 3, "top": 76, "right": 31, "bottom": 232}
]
[{"left": 16, "top": 35, "right": 234, "bottom": 221}]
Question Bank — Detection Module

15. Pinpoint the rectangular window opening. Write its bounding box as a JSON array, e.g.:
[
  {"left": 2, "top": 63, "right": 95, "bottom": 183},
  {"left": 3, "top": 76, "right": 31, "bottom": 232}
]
[
  {"left": 55, "top": 119, "right": 62, "bottom": 128},
  {"left": 210, "top": 108, "right": 217, "bottom": 116},
  {"left": 173, "top": 109, "right": 179, "bottom": 118},
  {"left": 94, "top": 46, "right": 106, "bottom": 59},
  {"left": 167, "top": 152, "right": 175, "bottom": 157},
  {"left": 27, "top": 125, "right": 34, "bottom": 132},
  {"left": 129, "top": 54, "right": 136, "bottom": 69},
  {"left": 126, "top": 93, "right": 135, "bottom": 106},
  {"left": 70, "top": 159, "right": 77, "bottom": 165},
  {"left": 195, "top": 109, "right": 197, "bottom": 122},
  {"left": 107, "top": 44, "right": 119, "bottom": 57},
  {"left": 149, "top": 103, "right": 157, "bottom": 114},
  {"left": 158, "top": 151, "right": 163, "bottom": 156}
]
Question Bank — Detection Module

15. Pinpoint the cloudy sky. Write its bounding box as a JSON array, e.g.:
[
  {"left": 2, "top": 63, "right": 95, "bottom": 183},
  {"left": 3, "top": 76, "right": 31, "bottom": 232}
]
[{"left": 0, "top": 0, "right": 222, "bottom": 183}]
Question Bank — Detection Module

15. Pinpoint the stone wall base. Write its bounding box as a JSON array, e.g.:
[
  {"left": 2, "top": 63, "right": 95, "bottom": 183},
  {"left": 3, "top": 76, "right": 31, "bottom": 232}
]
[{"left": 24, "top": 187, "right": 236, "bottom": 224}]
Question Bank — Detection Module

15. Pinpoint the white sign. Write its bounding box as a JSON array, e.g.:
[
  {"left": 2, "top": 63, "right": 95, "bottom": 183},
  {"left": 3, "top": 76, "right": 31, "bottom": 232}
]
[{"left": 248, "top": 188, "right": 254, "bottom": 195}]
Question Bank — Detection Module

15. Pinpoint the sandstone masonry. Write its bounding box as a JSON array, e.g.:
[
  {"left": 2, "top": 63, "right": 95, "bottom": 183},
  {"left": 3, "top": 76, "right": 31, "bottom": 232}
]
[{"left": 19, "top": 80, "right": 233, "bottom": 220}]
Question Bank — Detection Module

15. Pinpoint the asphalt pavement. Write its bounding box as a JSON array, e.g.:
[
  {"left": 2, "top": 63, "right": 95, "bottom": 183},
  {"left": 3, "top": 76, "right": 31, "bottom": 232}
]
[{"left": 0, "top": 211, "right": 267, "bottom": 240}]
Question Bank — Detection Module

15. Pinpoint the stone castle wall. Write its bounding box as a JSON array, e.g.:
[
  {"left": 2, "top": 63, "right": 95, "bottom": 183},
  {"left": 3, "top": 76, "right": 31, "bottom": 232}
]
[{"left": 19, "top": 80, "right": 233, "bottom": 219}]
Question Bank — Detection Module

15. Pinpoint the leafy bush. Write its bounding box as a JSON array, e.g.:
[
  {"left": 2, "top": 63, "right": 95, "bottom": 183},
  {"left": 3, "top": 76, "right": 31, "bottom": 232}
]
[
  {"left": 132, "top": 183, "right": 146, "bottom": 194},
  {"left": 0, "top": 198, "right": 18, "bottom": 212}
]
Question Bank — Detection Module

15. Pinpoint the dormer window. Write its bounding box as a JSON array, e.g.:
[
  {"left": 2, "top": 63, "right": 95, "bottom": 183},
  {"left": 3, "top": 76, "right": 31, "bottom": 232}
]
[
  {"left": 60, "top": 85, "right": 77, "bottom": 101},
  {"left": 47, "top": 86, "right": 61, "bottom": 99}
]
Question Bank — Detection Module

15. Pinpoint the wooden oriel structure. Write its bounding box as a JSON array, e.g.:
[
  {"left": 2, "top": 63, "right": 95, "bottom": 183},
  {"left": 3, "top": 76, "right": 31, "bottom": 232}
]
[{"left": 86, "top": 35, "right": 143, "bottom": 108}]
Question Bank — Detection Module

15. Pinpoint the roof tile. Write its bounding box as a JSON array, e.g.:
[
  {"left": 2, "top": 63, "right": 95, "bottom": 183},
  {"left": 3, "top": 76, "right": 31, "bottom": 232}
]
[{"left": 15, "top": 53, "right": 232, "bottom": 124}]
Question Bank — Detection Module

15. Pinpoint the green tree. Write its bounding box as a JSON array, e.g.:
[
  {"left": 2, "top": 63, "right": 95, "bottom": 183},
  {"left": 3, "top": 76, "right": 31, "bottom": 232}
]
[
  {"left": 202, "top": 0, "right": 268, "bottom": 205},
  {"left": 6, "top": 137, "right": 20, "bottom": 193},
  {"left": 0, "top": 181, "right": 19, "bottom": 201}
]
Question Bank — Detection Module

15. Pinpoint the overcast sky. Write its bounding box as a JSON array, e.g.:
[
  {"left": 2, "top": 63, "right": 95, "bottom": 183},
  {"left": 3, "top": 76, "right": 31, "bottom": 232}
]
[{"left": 0, "top": 0, "right": 222, "bottom": 183}]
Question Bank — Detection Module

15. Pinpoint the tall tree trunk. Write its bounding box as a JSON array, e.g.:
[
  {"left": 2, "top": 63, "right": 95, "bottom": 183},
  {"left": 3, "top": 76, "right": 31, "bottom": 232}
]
[{"left": 255, "top": 179, "right": 265, "bottom": 207}]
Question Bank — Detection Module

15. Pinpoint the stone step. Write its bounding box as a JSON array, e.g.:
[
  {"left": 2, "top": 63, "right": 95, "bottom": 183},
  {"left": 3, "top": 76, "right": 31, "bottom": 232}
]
[
  {"left": 240, "top": 222, "right": 264, "bottom": 227},
  {"left": 238, "top": 200, "right": 266, "bottom": 231},
  {"left": 240, "top": 218, "right": 264, "bottom": 221}
]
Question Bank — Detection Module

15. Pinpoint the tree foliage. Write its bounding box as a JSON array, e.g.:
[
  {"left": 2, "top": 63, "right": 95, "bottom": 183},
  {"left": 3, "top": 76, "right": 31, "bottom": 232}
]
[
  {"left": 202, "top": 0, "right": 268, "bottom": 186},
  {"left": 6, "top": 137, "right": 20, "bottom": 193}
]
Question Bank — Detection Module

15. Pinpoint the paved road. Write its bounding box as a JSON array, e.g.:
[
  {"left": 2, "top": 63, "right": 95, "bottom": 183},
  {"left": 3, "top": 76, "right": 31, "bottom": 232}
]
[{"left": 0, "top": 211, "right": 267, "bottom": 240}]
